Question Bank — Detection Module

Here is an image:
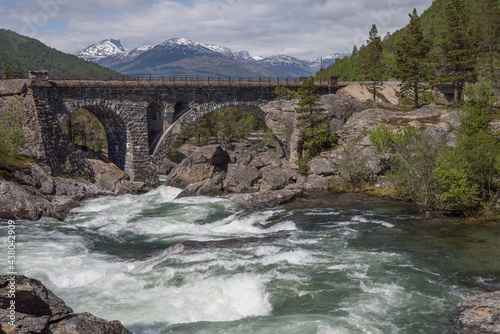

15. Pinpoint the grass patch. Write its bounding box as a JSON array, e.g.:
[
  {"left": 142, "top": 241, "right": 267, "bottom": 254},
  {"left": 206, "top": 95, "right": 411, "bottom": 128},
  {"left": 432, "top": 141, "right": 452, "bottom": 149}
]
[
  {"left": 363, "top": 184, "right": 398, "bottom": 199},
  {"left": 385, "top": 114, "right": 442, "bottom": 127},
  {"left": 0, "top": 155, "right": 38, "bottom": 180}
]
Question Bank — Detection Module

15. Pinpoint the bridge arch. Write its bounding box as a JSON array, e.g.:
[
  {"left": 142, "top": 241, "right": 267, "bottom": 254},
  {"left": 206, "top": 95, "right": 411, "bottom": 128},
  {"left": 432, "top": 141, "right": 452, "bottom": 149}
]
[
  {"left": 151, "top": 102, "right": 268, "bottom": 167},
  {"left": 65, "top": 105, "right": 128, "bottom": 171}
]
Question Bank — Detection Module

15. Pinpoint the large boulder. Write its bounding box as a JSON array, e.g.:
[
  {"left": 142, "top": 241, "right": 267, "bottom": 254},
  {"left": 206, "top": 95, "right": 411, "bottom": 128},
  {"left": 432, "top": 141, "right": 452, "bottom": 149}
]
[
  {"left": 176, "top": 173, "right": 225, "bottom": 198},
  {"left": 308, "top": 157, "right": 339, "bottom": 177},
  {"left": 0, "top": 181, "right": 59, "bottom": 220},
  {"left": 258, "top": 166, "right": 296, "bottom": 192},
  {"left": 166, "top": 145, "right": 230, "bottom": 189},
  {"left": 0, "top": 275, "right": 131, "bottom": 334},
  {"left": 223, "top": 164, "right": 261, "bottom": 193},
  {"left": 86, "top": 158, "right": 129, "bottom": 193},
  {"left": 452, "top": 291, "right": 500, "bottom": 334},
  {"left": 232, "top": 188, "right": 305, "bottom": 208}
]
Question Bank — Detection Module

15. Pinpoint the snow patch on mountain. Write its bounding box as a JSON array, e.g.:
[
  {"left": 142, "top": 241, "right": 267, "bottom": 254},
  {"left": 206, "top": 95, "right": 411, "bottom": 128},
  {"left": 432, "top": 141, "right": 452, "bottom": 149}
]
[
  {"left": 75, "top": 39, "right": 127, "bottom": 62},
  {"left": 75, "top": 37, "right": 347, "bottom": 77}
]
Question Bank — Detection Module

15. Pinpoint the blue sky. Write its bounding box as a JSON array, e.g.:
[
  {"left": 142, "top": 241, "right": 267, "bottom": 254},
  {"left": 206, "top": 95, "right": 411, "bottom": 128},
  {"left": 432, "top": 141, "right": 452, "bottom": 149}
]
[{"left": 1, "top": 0, "right": 434, "bottom": 59}]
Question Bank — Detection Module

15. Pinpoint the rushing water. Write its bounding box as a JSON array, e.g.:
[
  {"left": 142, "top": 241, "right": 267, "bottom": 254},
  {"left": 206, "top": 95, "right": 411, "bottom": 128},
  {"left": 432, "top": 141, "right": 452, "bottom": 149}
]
[{"left": 4, "top": 186, "right": 500, "bottom": 333}]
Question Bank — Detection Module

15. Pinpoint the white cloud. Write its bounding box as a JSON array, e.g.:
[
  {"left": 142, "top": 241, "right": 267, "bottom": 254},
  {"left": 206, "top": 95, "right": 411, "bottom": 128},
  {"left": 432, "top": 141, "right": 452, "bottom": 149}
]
[{"left": 1, "top": 0, "right": 434, "bottom": 59}]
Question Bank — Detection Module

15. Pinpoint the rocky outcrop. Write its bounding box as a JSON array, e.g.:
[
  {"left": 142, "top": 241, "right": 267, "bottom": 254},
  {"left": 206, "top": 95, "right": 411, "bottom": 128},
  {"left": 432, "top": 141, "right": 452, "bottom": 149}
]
[
  {"left": 0, "top": 275, "right": 131, "bottom": 334},
  {"left": 317, "top": 104, "right": 460, "bottom": 190},
  {"left": 165, "top": 145, "right": 230, "bottom": 190},
  {"left": 1, "top": 159, "right": 145, "bottom": 221},
  {"left": 262, "top": 94, "right": 364, "bottom": 162},
  {"left": 164, "top": 99, "right": 460, "bottom": 206},
  {"left": 452, "top": 291, "right": 500, "bottom": 334}
]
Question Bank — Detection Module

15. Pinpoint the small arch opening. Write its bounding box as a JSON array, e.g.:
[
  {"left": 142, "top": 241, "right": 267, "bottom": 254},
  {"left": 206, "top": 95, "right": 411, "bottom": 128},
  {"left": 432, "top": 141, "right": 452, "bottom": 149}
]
[
  {"left": 173, "top": 101, "right": 190, "bottom": 123},
  {"left": 147, "top": 102, "right": 165, "bottom": 155}
]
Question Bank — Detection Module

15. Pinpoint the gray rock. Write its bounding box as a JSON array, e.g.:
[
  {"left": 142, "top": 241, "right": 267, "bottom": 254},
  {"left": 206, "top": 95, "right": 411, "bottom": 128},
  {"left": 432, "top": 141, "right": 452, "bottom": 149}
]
[
  {"left": 452, "top": 291, "right": 500, "bottom": 334},
  {"left": 87, "top": 158, "right": 129, "bottom": 193},
  {"left": 0, "top": 275, "right": 132, "bottom": 334},
  {"left": 232, "top": 189, "right": 305, "bottom": 208},
  {"left": 308, "top": 157, "right": 339, "bottom": 176},
  {"left": 321, "top": 94, "right": 365, "bottom": 126},
  {"left": 166, "top": 145, "right": 230, "bottom": 189},
  {"left": 223, "top": 164, "right": 261, "bottom": 193},
  {"left": 158, "top": 159, "right": 178, "bottom": 175},
  {"left": 53, "top": 177, "right": 110, "bottom": 199},
  {"left": 11, "top": 170, "right": 37, "bottom": 187},
  {"left": 258, "top": 167, "right": 295, "bottom": 191},
  {"left": 176, "top": 173, "right": 225, "bottom": 198},
  {"left": 48, "top": 312, "right": 132, "bottom": 334},
  {"left": 0, "top": 181, "right": 58, "bottom": 220},
  {"left": 301, "top": 175, "right": 330, "bottom": 191},
  {"left": 29, "top": 163, "right": 55, "bottom": 195},
  {"left": 236, "top": 152, "right": 255, "bottom": 167}
]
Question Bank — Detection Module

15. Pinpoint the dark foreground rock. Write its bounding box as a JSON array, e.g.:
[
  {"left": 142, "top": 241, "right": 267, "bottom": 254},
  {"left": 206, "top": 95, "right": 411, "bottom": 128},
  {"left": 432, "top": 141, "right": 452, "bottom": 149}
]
[
  {"left": 155, "top": 234, "right": 284, "bottom": 256},
  {"left": 232, "top": 189, "right": 306, "bottom": 208},
  {"left": 452, "top": 291, "right": 500, "bottom": 334},
  {"left": 0, "top": 275, "right": 131, "bottom": 334}
]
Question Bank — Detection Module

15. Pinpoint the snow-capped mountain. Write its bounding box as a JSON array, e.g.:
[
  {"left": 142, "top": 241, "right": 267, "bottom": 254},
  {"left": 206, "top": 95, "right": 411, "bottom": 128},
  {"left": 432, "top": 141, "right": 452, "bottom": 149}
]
[
  {"left": 75, "top": 39, "right": 127, "bottom": 62},
  {"left": 304, "top": 53, "right": 351, "bottom": 72},
  {"left": 75, "top": 38, "right": 346, "bottom": 77}
]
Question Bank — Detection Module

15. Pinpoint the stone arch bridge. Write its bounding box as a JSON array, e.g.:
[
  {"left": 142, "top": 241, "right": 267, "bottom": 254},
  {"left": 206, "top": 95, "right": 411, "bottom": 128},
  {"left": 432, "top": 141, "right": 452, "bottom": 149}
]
[{"left": 29, "top": 75, "right": 337, "bottom": 184}]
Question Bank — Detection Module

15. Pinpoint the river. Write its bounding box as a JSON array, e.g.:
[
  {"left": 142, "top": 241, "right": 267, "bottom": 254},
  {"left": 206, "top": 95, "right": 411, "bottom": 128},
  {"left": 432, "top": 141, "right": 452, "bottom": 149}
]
[{"left": 7, "top": 186, "right": 500, "bottom": 333}]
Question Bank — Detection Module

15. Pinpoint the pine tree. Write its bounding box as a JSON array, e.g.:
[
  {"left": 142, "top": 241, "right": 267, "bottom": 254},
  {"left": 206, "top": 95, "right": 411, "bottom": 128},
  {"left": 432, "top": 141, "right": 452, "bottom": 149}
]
[
  {"left": 439, "top": 0, "right": 477, "bottom": 104},
  {"left": 477, "top": 0, "right": 500, "bottom": 80},
  {"left": 396, "top": 9, "right": 432, "bottom": 108},
  {"left": 295, "top": 77, "right": 336, "bottom": 163},
  {"left": 296, "top": 77, "right": 325, "bottom": 131},
  {"left": 361, "top": 24, "right": 384, "bottom": 104}
]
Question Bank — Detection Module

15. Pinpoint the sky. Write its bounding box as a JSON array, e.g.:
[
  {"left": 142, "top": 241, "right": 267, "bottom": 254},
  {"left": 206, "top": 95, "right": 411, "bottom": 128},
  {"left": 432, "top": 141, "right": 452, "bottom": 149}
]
[{"left": 1, "top": 0, "right": 434, "bottom": 59}]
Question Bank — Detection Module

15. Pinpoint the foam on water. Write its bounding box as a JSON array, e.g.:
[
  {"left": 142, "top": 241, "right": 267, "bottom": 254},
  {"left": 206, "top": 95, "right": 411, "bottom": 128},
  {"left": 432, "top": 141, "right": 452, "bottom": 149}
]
[{"left": 8, "top": 190, "right": 496, "bottom": 333}]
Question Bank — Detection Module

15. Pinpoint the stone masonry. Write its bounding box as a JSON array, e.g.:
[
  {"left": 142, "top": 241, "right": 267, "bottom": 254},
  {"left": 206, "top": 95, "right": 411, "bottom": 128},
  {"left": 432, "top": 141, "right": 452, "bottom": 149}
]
[{"left": 29, "top": 80, "right": 288, "bottom": 184}]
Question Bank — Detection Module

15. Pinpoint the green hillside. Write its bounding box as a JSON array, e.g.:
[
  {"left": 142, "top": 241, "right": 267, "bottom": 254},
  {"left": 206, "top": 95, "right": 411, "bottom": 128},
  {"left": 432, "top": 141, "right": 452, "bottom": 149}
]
[
  {"left": 0, "top": 29, "right": 120, "bottom": 78},
  {"left": 318, "top": 0, "right": 499, "bottom": 82}
]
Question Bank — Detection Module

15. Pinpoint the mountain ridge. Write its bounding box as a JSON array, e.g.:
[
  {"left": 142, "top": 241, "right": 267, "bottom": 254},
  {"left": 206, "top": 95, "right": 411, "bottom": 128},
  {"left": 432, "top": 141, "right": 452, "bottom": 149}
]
[{"left": 75, "top": 38, "right": 349, "bottom": 77}]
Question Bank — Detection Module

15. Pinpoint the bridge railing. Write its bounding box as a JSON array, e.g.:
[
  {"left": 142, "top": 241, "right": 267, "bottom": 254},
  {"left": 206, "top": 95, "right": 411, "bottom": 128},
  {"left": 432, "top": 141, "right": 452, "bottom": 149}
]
[{"left": 48, "top": 74, "right": 307, "bottom": 84}]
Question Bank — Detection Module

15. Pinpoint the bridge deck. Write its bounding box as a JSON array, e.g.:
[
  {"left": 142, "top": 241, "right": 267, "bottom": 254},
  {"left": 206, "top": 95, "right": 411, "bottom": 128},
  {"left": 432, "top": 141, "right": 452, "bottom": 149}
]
[
  {"left": 26, "top": 74, "right": 346, "bottom": 89},
  {"left": 40, "top": 79, "right": 346, "bottom": 89}
]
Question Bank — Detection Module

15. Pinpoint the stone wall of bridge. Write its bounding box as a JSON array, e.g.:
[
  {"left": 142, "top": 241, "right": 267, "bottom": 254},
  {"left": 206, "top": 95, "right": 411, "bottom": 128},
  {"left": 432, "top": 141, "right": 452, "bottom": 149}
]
[{"left": 30, "top": 83, "right": 278, "bottom": 184}]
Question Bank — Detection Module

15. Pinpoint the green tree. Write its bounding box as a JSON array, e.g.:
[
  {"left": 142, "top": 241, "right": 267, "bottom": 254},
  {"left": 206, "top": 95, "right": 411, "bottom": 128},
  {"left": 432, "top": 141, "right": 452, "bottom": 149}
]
[
  {"left": 439, "top": 0, "right": 477, "bottom": 104},
  {"left": 395, "top": 9, "right": 432, "bottom": 108},
  {"left": 475, "top": 0, "right": 500, "bottom": 80},
  {"left": 361, "top": 24, "right": 384, "bottom": 104},
  {"left": 0, "top": 97, "right": 25, "bottom": 162},
  {"left": 296, "top": 77, "right": 325, "bottom": 131},
  {"left": 295, "top": 78, "right": 336, "bottom": 174},
  {"left": 369, "top": 122, "right": 443, "bottom": 210},
  {"left": 274, "top": 85, "right": 298, "bottom": 100}
]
